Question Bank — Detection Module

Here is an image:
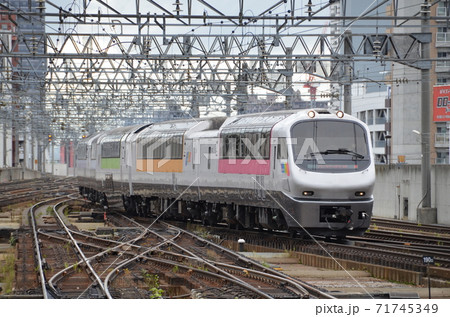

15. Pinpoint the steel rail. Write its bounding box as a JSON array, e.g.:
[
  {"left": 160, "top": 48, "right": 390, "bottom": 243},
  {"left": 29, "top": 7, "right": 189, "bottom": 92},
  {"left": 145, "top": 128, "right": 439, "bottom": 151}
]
[
  {"left": 43, "top": 211, "right": 313, "bottom": 298},
  {"left": 52, "top": 200, "right": 111, "bottom": 298},
  {"left": 48, "top": 209, "right": 151, "bottom": 296},
  {"left": 42, "top": 224, "right": 305, "bottom": 299},
  {"left": 108, "top": 214, "right": 275, "bottom": 298},
  {"left": 162, "top": 221, "right": 335, "bottom": 299},
  {"left": 29, "top": 197, "right": 67, "bottom": 299}
]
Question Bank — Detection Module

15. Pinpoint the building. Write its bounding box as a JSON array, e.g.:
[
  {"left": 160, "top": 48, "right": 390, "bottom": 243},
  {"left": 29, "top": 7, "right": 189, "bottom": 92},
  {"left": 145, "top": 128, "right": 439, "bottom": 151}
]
[
  {"left": 0, "top": 11, "right": 17, "bottom": 167},
  {"left": 0, "top": 0, "right": 47, "bottom": 170},
  {"left": 433, "top": 0, "right": 450, "bottom": 164},
  {"left": 352, "top": 84, "right": 391, "bottom": 164},
  {"left": 330, "top": 0, "right": 392, "bottom": 164},
  {"left": 388, "top": 0, "right": 450, "bottom": 165}
]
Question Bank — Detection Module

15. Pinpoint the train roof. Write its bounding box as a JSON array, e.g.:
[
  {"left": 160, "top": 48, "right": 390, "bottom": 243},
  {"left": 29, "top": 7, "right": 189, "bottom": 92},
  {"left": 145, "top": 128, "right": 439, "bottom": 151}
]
[
  {"left": 219, "top": 110, "right": 299, "bottom": 130},
  {"left": 78, "top": 131, "right": 106, "bottom": 146},
  {"left": 103, "top": 124, "right": 150, "bottom": 136},
  {"left": 83, "top": 108, "right": 354, "bottom": 142},
  {"left": 137, "top": 117, "right": 228, "bottom": 138}
]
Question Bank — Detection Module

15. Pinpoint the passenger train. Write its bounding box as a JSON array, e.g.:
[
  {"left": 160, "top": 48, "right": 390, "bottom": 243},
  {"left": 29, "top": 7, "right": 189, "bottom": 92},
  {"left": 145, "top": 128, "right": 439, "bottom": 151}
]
[{"left": 76, "top": 109, "right": 375, "bottom": 238}]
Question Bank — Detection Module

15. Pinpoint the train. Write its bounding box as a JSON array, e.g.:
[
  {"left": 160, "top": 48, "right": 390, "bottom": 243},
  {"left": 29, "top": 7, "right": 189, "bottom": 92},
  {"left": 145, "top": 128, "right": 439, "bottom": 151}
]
[{"left": 76, "top": 109, "right": 375, "bottom": 238}]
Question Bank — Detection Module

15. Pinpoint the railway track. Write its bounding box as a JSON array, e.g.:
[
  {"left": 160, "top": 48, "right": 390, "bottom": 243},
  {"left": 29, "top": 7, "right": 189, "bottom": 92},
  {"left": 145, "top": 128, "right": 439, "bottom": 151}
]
[
  {"left": 0, "top": 177, "right": 77, "bottom": 209},
  {"left": 371, "top": 217, "right": 450, "bottom": 236},
  {"left": 8, "top": 183, "right": 450, "bottom": 298},
  {"left": 19, "top": 198, "right": 332, "bottom": 299},
  {"left": 103, "top": 213, "right": 330, "bottom": 298},
  {"left": 190, "top": 221, "right": 450, "bottom": 286}
]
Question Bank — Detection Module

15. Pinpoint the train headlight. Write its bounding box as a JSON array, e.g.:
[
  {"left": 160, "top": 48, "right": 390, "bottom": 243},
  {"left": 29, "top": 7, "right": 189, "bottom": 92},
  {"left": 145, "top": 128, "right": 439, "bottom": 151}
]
[
  {"left": 336, "top": 110, "right": 344, "bottom": 118},
  {"left": 355, "top": 191, "right": 365, "bottom": 197},
  {"left": 302, "top": 191, "right": 314, "bottom": 196},
  {"left": 307, "top": 110, "right": 316, "bottom": 118}
]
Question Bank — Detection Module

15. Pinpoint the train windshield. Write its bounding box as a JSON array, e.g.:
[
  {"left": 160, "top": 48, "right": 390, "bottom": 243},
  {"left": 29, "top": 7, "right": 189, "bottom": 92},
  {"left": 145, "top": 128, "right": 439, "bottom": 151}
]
[{"left": 291, "top": 120, "right": 371, "bottom": 173}]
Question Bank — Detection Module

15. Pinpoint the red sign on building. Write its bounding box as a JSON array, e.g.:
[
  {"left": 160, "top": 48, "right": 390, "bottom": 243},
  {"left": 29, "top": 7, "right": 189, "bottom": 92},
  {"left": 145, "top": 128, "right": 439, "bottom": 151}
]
[{"left": 433, "top": 85, "right": 450, "bottom": 122}]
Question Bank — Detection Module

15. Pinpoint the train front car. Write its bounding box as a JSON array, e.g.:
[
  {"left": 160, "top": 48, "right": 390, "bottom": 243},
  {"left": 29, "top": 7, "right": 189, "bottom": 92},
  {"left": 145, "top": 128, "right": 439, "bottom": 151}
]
[{"left": 275, "top": 109, "right": 375, "bottom": 239}]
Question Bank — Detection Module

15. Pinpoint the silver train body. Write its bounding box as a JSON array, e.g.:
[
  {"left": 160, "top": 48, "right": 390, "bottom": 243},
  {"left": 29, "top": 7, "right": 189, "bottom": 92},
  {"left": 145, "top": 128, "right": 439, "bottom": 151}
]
[{"left": 76, "top": 109, "right": 375, "bottom": 238}]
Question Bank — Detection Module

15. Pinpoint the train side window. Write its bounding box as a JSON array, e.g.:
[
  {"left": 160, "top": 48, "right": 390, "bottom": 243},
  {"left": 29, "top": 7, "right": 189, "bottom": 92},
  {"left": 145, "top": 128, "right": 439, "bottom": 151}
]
[
  {"left": 77, "top": 144, "right": 88, "bottom": 160},
  {"left": 261, "top": 130, "right": 270, "bottom": 159},
  {"left": 221, "top": 133, "right": 228, "bottom": 159},
  {"left": 242, "top": 130, "right": 249, "bottom": 159},
  {"left": 208, "top": 146, "right": 212, "bottom": 169},
  {"left": 273, "top": 145, "right": 277, "bottom": 169},
  {"left": 234, "top": 133, "right": 241, "bottom": 159},
  {"left": 277, "top": 138, "right": 288, "bottom": 159},
  {"left": 101, "top": 141, "right": 120, "bottom": 158},
  {"left": 251, "top": 132, "right": 259, "bottom": 159},
  {"left": 175, "top": 135, "right": 183, "bottom": 159}
]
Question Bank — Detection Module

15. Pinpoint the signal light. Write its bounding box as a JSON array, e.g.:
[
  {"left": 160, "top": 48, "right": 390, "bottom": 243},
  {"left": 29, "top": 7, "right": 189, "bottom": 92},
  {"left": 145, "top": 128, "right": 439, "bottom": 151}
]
[
  {"left": 48, "top": 134, "right": 52, "bottom": 142},
  {"left": 302, "top": 191, "right": 314, "bottom": 196},
  {"left": 355, "top": 191, "right": 365, "bottom": 197}
]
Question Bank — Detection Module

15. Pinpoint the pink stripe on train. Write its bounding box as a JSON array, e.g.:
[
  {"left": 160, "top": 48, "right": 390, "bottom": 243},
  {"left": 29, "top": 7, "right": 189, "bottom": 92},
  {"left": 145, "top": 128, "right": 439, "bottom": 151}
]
[{"left": 218, "top": 159, "right": 271, "bottom": 175}]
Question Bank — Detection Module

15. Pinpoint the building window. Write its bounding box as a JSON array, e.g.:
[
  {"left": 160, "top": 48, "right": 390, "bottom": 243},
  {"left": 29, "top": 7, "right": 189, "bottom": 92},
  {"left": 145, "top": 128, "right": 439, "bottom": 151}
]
[
  {"left": 367, "top": 110, "right": 374, "bottom": 125},
  {"left": 375, "top": 131, "right": 386, "bottom": 148},
  {"left": 375, "top": 109, "right": 387, "bottom": 125},
  {"left": 436, "top": 151, "right": 449, "bottom": 164},
  {"left": 359, "top": 111, "right": 366, "bottom": 123},
  {"left": 435, "top": 123, "right": 449, "bottom": 147},
  {"left": 437, "top": 51, "right": 450, "bottom": 68},
  {"left": 437, "top": 1, "right": 449, "bottom": 16},
  {"left": 437, "top": 27, "right": 450, "bottom": 43},
  {"left": 437, "top": 77, "right": 449, "bottom": 85}
]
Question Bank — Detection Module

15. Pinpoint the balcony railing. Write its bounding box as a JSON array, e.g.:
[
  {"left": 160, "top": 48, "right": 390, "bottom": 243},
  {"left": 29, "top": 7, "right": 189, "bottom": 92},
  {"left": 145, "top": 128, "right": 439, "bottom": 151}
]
[
  {"left": 436, "top": 60, "right": 450, "bottom": 68},
  {"left": 375, "top": 117, "right": 387, "bottom": 125},
  {"left": 435, "top": 133, "right": 449, "bottom": 147},
  {"left": 374, "top": 140, "right": 386, "bottom": 148}
]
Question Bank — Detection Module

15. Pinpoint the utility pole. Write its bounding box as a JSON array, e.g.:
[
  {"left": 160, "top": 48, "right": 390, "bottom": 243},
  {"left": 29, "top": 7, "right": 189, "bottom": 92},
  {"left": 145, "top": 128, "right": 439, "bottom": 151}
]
[
  {"left": 343, "top": 31, "right": 352, "bottom": 114},
  {"left": 417, "top": 0, "right": 437, "bottom": 224},
  {"left": 285, "top": 47, "right": 293, "bottom": 110},
  {"left": 191, "top": 86, "right": 199, "bottom": 118}
]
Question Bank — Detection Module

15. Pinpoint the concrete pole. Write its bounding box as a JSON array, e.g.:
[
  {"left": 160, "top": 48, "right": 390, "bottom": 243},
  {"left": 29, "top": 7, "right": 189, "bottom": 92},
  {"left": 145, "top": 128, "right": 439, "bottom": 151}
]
[
  {"left": 343, "top": 31, "right": 352, "bottom": 114},
  {"left": 51, "top": 140, "right": 55, "bottom": 175},
  {"left": 2, "top": 123, "right": 6, "bottom": 167},
  {"left": 418, "top": 0, "right": 436, "bottom": 224},
  {"left": 191, "top": 86, "right": 199, "bottom": 118},
  {"left": 285, "top": 47, "right": 293, "bottom": 110},
  {"left": 421, "top": 1, "right": 431, "bottom": 209}
]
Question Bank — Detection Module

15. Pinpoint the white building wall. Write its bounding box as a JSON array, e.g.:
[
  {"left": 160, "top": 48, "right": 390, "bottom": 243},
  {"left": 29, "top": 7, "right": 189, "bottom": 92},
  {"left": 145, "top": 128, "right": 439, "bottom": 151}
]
[
  {"left": 391, "top": 66, "right": 422, "bottom": 164},
  {"left": 352, "top": 83, "right": 390, "bottom": 163},
  {"left": 0, "top": 124, "right": 4, "bottom": 167},
  {"left": 390, "top": 0, "right": 423, "bottom": 164},
  {"left": 373, "top": 165, "right": 450, "bottom": 225},
  {"left": 0, "top": 125, "right": 13, "bottom": 167}
]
